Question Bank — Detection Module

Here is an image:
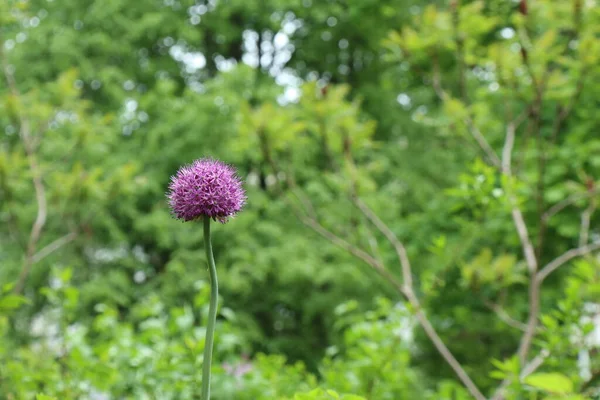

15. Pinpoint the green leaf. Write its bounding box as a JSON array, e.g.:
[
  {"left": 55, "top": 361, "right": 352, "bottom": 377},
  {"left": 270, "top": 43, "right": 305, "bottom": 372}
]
[
  {"left": 524, "top": 373, "right": 573, "bottom": 394},
  {"left": 1, "top": 282, "right": 15, "bottom": 293},
  {"left": 0, "top": 294, "right": 30, "bottom": 311},
  {"left": 36, "top": 395, "right": 57, "bottom": 400},
  {"left": 546, "top": 396, "right": 586, "bottom": 400}
]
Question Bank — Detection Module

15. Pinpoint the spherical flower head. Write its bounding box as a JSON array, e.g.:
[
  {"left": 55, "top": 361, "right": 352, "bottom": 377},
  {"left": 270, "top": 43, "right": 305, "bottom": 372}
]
[{"left": 167, "top": 158, "right": 246, "bottom": 223}]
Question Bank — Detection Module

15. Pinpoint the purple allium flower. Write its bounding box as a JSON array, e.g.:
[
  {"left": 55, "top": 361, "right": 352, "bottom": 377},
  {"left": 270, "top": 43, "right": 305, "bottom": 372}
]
[{"left": 167, "top": 158, "right": 246, "bottom": 223}]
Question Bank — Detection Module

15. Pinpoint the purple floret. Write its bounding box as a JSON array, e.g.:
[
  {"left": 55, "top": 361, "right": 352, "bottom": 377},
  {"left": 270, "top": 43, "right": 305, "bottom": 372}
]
[{"left": 167, "top": 158, "right": 246, "bottom": 223}]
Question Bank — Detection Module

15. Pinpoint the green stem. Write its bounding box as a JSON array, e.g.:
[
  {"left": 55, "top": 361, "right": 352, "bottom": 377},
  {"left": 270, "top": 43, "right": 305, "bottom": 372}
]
[{"left": 201, "top": 217, "right": 218, "bottom": 400}]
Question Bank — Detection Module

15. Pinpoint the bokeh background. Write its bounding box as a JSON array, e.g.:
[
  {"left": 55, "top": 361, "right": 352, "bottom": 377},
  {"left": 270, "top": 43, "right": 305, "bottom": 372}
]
[{"left": 1, "top": 0, "right": 600, "bottom": 399}]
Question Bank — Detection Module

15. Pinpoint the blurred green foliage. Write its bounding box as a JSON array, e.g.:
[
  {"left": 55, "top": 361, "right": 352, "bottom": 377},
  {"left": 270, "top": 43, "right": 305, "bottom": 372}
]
[{"left": 1, "top": 0, "right": 600, "bottom": 399}]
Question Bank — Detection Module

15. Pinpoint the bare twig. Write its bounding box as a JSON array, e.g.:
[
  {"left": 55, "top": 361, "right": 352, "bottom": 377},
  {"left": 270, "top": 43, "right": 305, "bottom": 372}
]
[
  {"left": 536, "top": 241, "right": 600, "bottom": 284},
  {"left": 500, "top": 106, "right": 540, "bottom": 369},
  {"left": 289, "top": 187, "right": 318, "bottom": 220},
  {"left": 578, "top": 202, "right": 595, "bottom": 247},
  {"left": 505, "top": 198, "right": 539, "bottom": 364},
  {"left": 1, "top": 39, "right": 48, "bottom": 294},
  {"left": 407, "top": 290, "right": 486, "bottom": 400},
  {"left": 467, "top": 120, "right": 503, "bottom": 169},
  {"left": 519, "top": 349, "right": 550, "bottom": 380},
  {"left": 362, "top": 224, "right": 384, "bottom": 267},
  {"left": 491, "top": 242, "right": 600, "bottom": 398},
  {"left": 299, "top": 215, "right": 389, "bottom": 277},
  {"left": 31, "top": 232, "right": 77, "bottom": 264},
  {"left": 259, "top": 126, "right": 381, "bottom": 278},
  {"left": 501, "top": 119, "right": 538, "bottom": 276},
  {"left": 511, "top": 210, "right": 538, "bottom": 275},
  {"left": 517, "top": 279, "right": 539, "bottom": 363},
  {"left": 490, "top": 349, "right": 550, "bottom": 400},
  {"left": 501, "top": 114, "right": 528, "bottom": 176},
  {"left": 281, "top": 133, "right": 486, "bottom": 400},
  {"left": 542, "top": 188, "right": 600, "bottom": 222},
  {"left": 354, "top": 199, "right": 413, "bottom": 289},
  {"left": 431, "top": 50, "right": 446, "bottom": 101},
  {"left": 493, "top": 240, "right": 600, "bottom": 399},
  {"left": 490, "top": 375, "right": 511, "bottom": 399},
  {"left": 501, "top": 122, "right": 516, "bottom": 176},
  {"left": 354, "top": 198, "right": 486, "bottom": 400},
  {"left": 341, "top": 130, "right": 385, "bottom": 266},
  {"left": 484, "top": 300, "right": 528, "bottom": 332}
]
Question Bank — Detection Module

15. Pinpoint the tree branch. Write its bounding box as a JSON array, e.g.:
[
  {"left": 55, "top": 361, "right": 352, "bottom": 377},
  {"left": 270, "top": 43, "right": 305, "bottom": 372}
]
[
  {"left": 536, "top": 241, "right": 600, "bottom": 284},
  {"left": 280, "top": 145, "right": 486, "bottom": 399},
  {"left": 501, "top": 114, "right": 527, "bottom": 176},
  {"left": 517, "top": 278, "right": 540, "bottom": 363},
  {"left": 578, "top": 202, "right": 595, "bottom": 247},
  {"left": 1, "top": 38, "right": 48, "bottom": 295},
  {"left": 353, "top": 198, "right": 413, "bottom": 289},
  {"left": 31, "top": 232, "right": 77, "bottom": 264},
  {"left": 354, "top": 198, "right": 486, "bottom": 400},
  {"left": 484, "top": 300, "right": 528, "bottom": 332},
  {"left": 502, "top": 117, "right": 538, "bottom": 276},
  {"left": 407, "top": 290, "right": 486, "bottom": 400},
  {"left": 500, "top": 106, "right": 540, "bottom": 372},
  {"left": 519, "top": 349, "right": 550, "bottom": 380},
  {"left": 490, "top": 349, "right": 550, "bottom": 400},
  {"left": 542, "top": 188, "right": 600, "bottom": 223},
  {"left": 493, "top": 240, "right": 600, "bottom": 399},
  {"left": 299, "top": 215, "right": 390, "bottom": 278}
]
